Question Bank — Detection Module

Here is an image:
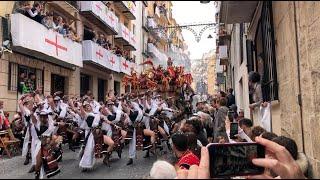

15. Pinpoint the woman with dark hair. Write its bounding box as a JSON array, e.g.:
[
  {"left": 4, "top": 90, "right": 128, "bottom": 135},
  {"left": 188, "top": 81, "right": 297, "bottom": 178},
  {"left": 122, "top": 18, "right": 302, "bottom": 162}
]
[{"left": 248, "top": 71, "right": 263, "bottom": 110}]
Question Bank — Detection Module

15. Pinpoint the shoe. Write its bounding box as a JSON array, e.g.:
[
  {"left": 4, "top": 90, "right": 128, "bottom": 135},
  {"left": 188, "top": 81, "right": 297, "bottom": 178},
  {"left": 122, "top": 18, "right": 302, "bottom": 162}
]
[
  {"left": 117, "top": 149, "right": 122, "bottom": 159},
  {"left": 143, "top": 150, "right": 150, "bottom": 158},
  {"left": 126, "top": 158, "right": 133, "bottom": 165},
  {"left": 103, "top": 152, "right": 111, "bottom": 166},
  {"left": 23, "top": 154, "right": 30, "bottom": 165},
  {"left": 35, "top": 171, "right": 40, "bottom": 179},
  {"left": 28, "top": 165, "right": 35, "bottom": 173},
  {"left": 69, "top": 144, "right": 75, "bottom": 152}
]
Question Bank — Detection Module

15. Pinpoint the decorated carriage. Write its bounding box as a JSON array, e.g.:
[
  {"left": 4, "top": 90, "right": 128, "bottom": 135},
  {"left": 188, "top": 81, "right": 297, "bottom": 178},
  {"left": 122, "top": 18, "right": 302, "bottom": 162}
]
[{"left": 121, "top": 57, "right": 193, "bottom": 100}]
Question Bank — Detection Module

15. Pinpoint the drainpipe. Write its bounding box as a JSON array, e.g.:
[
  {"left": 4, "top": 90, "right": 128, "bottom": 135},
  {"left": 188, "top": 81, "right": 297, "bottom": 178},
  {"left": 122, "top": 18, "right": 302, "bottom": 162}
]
[{"left": 293, "top": 1, "right": 305, "bottom": 153}]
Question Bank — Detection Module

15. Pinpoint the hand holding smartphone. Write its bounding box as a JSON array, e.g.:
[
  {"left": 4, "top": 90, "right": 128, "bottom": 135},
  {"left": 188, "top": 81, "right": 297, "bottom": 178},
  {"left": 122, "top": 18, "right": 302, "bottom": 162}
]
[
  {"left": 207, "top": 142, "right": 265, "bottom": 178},
  {"left": 230, "top": 122, "right": 238, "bottom": 139}
]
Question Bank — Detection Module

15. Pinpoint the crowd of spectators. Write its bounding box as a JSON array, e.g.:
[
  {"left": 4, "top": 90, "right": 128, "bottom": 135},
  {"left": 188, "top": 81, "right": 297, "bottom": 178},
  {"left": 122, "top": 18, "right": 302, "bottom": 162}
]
[
  {"left": 14, "top": 1, "right": 81, "bottom": 42},
  {"left": 148, "top": 90, "right": 309, "bottom": 179},
  {"left": 84, "top": 28, "right": 136, "bottom": 63}
]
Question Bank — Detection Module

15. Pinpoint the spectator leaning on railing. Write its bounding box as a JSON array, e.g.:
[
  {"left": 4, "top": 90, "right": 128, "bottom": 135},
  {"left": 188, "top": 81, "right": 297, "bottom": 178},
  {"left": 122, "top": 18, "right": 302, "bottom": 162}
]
[{"left": 15, "top": 2, "right": 80, "bottom": 43}]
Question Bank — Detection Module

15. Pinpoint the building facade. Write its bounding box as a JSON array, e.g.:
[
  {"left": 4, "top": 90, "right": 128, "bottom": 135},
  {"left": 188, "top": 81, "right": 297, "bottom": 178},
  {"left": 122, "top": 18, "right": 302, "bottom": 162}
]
[
  {"left": 217, "top": 1, "right": 320, "bottom": 177},
  {"left": 0, "top": 1, "right": 190, "bottom": 119},
  {"left": 0, "top": 1, "right": 141, "bottom": 117}
]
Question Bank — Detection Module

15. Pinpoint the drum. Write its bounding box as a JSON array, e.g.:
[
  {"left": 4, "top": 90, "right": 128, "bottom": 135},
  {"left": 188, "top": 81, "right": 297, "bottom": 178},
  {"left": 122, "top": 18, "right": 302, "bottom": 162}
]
[
  {"left": 111, "top": 124, "right": 122, "bottom": 151},
  {"left": 92, "top": 128, "right": 105, "bottom": 159},
  {"left": 41, "top": 146, "right": 61, "bottom": 178},
  {"left": 135, "top": 122, "right": 144, "bottom": 151}
]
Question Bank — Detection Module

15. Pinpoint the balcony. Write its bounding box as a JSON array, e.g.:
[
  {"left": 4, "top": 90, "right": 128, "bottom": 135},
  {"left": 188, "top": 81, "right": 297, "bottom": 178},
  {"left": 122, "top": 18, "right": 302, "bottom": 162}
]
[
  {"left": 124, "top": 31, "right": 136, "bottom": 51},
  {"left": 143, "top": 1, "right": 148, "bottom": 7},
  {"left": 142, "top": 16, "right": 149, "bottom": 31},
  {"left": 114, "top": 1, "right": 136, "bottom": 20},
  {"left": 82, "top": 40, "right": 120, "bottom": 72},
  {"left": 119, "top": 56, "right": 136, "bottom": 75},
  {"left": 115, "top": 23, "right": 136, "bottom": 51},
  {"left": 147, "top": 17, "right": 157, "bottom": 29},
  {"left": 46, "top": 1, "right": 79, "bottom": 21},
  {"left": 10, "top": 13, "right": 82, "bottom": 68},
  {"left": 80, "top": 1, "right": 118, "bottom": 35},
  {"left": 147, "top": 43, "right": 167, "bottom": 67},
  {"left": 219, "top": 45, "right": 229, "bottom": 65}
]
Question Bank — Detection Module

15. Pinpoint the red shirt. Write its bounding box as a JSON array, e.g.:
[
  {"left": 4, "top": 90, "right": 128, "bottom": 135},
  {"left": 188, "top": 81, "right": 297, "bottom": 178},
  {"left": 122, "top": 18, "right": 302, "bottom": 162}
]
[{"left": 176, "top": 150, "right": 200, "bottom": 170}]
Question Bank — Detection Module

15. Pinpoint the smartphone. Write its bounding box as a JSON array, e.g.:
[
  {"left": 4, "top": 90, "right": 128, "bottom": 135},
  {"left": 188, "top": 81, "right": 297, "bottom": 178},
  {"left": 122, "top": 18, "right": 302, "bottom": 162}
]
[
  {"left": 207, "top": 142, "right": 265, "bottom": 178},
  {"left": 230, "top": 122, "right": 238, "bottom": 139}
]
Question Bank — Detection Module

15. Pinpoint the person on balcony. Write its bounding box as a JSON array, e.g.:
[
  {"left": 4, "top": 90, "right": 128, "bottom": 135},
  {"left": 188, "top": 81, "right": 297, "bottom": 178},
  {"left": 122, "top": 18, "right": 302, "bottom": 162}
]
[
  {"left": 53, "top": 16, "right": 64, "bottom": 33},
  {"left": 248, "top": 71, "right": 263, "bottom": 110},
  {"left": 41, "top": 11, "right": 54, "bottom": 29},
  {"left": 97, "top": 34, "right": 107, "bottom": 47},
  {"left": 115, "top": 47, "right": 123, "bottom": 57},
  {"left": 23, "top": 2, "right": 41, "bottom": 22}
]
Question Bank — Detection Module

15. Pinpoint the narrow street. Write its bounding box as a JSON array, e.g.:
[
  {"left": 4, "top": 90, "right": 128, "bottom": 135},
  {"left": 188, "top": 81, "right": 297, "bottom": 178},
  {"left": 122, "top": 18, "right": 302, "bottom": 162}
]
[
  {"left": 0, "top": 1, "right": 320, "bottom": 179},
  {"left": 0, "top": 146, "right": 162, "bottom": 179}
]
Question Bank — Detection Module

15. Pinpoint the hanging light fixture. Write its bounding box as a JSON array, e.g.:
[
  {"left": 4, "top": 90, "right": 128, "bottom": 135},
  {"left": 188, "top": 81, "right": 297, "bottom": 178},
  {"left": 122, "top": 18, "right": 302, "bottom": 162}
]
[
  {"left": 200, "top": 1, "right": 210, "bottom": 4},
  {"left": 207, "top": 34, "right": 213, "bottom": 39}
]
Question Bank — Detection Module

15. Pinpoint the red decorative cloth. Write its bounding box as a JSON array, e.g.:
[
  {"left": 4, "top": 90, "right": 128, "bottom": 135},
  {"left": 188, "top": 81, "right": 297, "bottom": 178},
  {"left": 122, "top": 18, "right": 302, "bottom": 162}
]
[{"left": 176, "top": 150, "right": 200, "bottom": 170}]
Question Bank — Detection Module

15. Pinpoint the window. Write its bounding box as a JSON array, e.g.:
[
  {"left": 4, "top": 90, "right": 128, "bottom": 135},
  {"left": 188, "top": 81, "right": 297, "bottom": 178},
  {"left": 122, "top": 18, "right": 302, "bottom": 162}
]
[
  {"left": 9, "top": 63, "right": 43, "bottom": 93},
  {"left": 252, "top": 1, "right": 278, "bottom": 102},
  {"left": 80, "top": 73, "right": 91, "bottom": 97}
]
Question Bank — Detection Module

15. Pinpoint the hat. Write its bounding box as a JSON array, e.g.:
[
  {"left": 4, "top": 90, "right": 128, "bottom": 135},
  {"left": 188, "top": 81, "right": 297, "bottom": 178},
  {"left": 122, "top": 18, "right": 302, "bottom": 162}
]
[
  {"left": 39, "top": 110, "right": 48, "bottom": 116},
  {"left": 53, "top": 96, "right": 61, "bottom": 101},
  {"left": 106, "top": 100, "right": 114, "bottom": 105},
  {"left": 153, "top": 94, "right": 161, "bottom": 98},
  {"left": 83, "top": 101, "right": 90, "bottom": 106}
]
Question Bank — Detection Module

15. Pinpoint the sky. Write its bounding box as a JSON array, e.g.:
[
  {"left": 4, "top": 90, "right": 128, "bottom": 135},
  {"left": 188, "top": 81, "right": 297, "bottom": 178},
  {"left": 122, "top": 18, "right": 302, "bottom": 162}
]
[{"left": 172, "top": 1, "right": 217, "bottom": 60}]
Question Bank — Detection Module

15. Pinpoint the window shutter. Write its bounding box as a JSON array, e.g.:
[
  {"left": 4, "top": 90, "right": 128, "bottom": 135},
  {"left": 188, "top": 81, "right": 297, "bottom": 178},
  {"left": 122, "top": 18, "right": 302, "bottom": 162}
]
[
  {"left": 8, "top": 63, "right": 18, "bottom": 91},
  {"left": 246, "top": 40, "right": 254, "bottom": 72},
  {"left": 36, "top": 69, "right": 43, "bottom": 91},
  {"left": 2, "top": 17, "right": 10, "bottom": 41}
]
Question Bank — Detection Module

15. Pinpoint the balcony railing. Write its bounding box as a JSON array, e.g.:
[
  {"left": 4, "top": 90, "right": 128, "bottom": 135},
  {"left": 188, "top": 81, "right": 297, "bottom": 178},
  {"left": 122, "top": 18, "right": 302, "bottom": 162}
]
[
  {"left": 82, "top": 40, "right": 120, "bottom": 72},
  {"left": 80, "top": 1, "right": 118, "bottom": 35},
  {"left": 114, "top": 1, "right": 136, "bottom": 20},
  {"left": 10, "top": 13, "right": 82, "bottom": 68},
  {"left": 115, "top": 23, "right": 136, "bottom": 51},
  {"left": 219, "top": 45, "right": 229, "bottom": 65}
]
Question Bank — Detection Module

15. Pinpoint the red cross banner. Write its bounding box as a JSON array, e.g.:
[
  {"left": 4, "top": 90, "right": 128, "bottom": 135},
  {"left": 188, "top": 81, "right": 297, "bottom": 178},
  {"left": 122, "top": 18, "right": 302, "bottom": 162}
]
[
  {"left": 107, "top": 10, "right": 119, "bottom": 31},
  {"left": 129, "top": 31, "right": 136, "bottom": 48},
  {"left": 10, "top": 13, "right": 82, "bottom": 67},
  {"left": 80, "top": 1, "right": 117, "bottom": 31},
  {"left": 120, "top": 57, "right": 135, "bottom": 75},
  {"left": 116, "top": 23, "right": 131, "bottom": 43},
  {"left": 83, "top": 40, "right": 120, "bottom": 72}
]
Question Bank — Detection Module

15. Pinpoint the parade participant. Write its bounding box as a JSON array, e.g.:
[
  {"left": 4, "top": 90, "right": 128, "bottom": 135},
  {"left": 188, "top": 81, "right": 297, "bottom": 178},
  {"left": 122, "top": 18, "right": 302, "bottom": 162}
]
[
  {"left": 32, "top": 110, "right": 60, "bottom": 179},
  {"left": 78, "top": 101, "right": 102, "bottom": 171},
  {"left": 19, "top": 94, "right": 36, "bottom": 171},
  {"left": 99, "top": 101, "right": 117, "bottom": 165},
  {"left": 51, "top": 96, "right": 67, "bottom": 119}
]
